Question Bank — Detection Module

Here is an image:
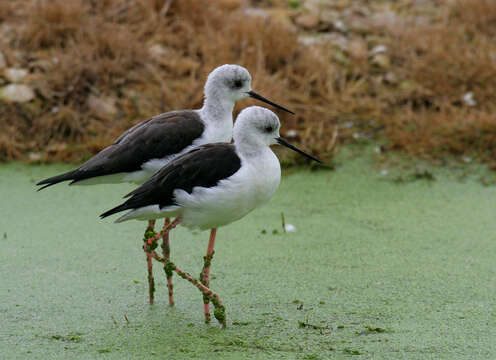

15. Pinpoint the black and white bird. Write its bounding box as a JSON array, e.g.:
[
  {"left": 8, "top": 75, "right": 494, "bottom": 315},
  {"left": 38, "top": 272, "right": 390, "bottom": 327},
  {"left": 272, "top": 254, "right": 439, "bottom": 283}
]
[
  {"left": 36, "top": 64, "right": 293, "bottom": 305},
  {"left": 37, "top": 65, "right": 293, "bottom": 188},
  {"left": 100, "top": 106, "right": 321, "bottom": 326}
]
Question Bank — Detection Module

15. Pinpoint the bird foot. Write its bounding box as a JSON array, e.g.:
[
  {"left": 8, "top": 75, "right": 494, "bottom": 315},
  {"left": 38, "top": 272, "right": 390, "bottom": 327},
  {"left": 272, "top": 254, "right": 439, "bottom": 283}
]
[{"left": 152, "top": 252, "right": 226, "bottom": 327}]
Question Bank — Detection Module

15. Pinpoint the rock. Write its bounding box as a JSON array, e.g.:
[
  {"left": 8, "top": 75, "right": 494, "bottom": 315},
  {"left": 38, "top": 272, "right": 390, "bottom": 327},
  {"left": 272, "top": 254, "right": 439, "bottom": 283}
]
[
  {"left": 332, "top": 19, "right": 347, "bottom": 32},
  {"left": 88, "top": 95, "right": 118, "bottom": 120},
  {"left": 331, "top": 0, "right": 351, "bottom": 10},
  {"left": 295, "top": 14, "right": 319, "bottom": 30},
  {"left": 323, "top": 33, "right": 348, "bottom": 50},
  {"left": 319, "top": 10, "right": 340, "bottom": 24},
  {"left": 298, "top": 33, "right": 347, "bottom": 48},
  {"left": 370, "top": 44, "right": 388, "bottom": 55},
  {"left": 3, "top": 68, "right": 28, "bottom": 83},
  {"left": 462, "top": 92, "right": 476, "bottom": 106},
  {"left": 384, "top": 72, "right": 398, "bottom": 85},
  {"left": 371, "top": 53, "right": 391, "bottom": 69},
  {"left": 0, "top": 52, "right": 6, "bottom": 70},
  {"left": 371, "top": 11, "right": 399, "bottom": 29},
  {"left": 243, "top": 8, "right": 269, "bottom": 19},
  {"left": 148, "top": 44, "right": 169, "bottom": 60},
  {"left": 0, "top": 84, "right": 35, "bottom": 103},
  {"left": 298, "top": 35, "right": 319, "bottom": 46},
  {"left": 302, "top": 0, "right": 321, "bottom": 15},
  {"left": 28, "top": 152, "right": 41, "bottom": 161},
  {"left": 348, "top": 38, "right": 368, "bottom": 60},
  {"left": 347, "top": 16, "right": 371, "bottom": 35}
]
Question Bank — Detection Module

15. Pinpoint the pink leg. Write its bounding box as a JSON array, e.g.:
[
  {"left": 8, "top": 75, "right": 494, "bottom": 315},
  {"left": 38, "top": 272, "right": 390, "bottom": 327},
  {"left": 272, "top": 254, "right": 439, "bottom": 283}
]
[
  {"left": 148, "top": 216, "right": 182, "bottom": 243},
  {"left": 150, "top": 251, "right": 226, "bottom": 328},
  {"left": 161, "top": 217, "right": 174, "bottom": 307},
  {"left": 146, "top": 218, "right": 226, "bottom": 326},
  {"left": 143, "top": 220, "right": 156, "bottom": 304},
  {"left": 200, "top": 228, "right": 217, "bottom": 323}
]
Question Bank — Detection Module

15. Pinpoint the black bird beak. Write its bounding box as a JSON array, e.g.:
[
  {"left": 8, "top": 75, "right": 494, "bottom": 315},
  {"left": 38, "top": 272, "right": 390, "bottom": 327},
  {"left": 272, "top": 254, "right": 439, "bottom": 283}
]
[
  {"left": 247, "top": 91, "right": 294, "bottom": 115},
  {"left": 276, "top": 137, "right": 322, "bottom": 163}
]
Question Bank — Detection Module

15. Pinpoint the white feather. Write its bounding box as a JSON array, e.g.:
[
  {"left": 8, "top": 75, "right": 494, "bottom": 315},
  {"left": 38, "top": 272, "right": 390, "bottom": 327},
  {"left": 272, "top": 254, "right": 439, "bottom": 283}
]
[
  {"left": 115, "top": 205, "right": 181, "bottom": 223},
  {"left": 175, "top": 148, "right": 280, "bottom": 230}
]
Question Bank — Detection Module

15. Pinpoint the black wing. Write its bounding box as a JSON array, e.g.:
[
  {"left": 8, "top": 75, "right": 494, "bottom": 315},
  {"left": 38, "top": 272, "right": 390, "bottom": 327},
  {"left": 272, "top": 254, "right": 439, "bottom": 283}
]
[
  {"left": 100, "top": 143, "right": 241, "bottom": 218},
  {"left": 37, "top": 111, "right": 205, "bottom": 189}
]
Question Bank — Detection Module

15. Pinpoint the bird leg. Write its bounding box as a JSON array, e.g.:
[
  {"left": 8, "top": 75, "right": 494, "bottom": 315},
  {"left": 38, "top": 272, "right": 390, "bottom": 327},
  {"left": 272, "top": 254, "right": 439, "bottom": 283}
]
[
  {"left": 199, "top": 228, "right": 217, "bottom": 323},
  {"left": 143, "top": 217, "right": 180, "bottom": 305},
  {"left": 143, "top": 220, "right": 157, "bottom": 304},
  {"left": 161, "top": 217, "right": 174, "bottom": 307},
  {"left": 148, "top": 216, "right": 182, "bottom": 243},
  {"left": 150, "top": 251, "right": 226, "bottom": 328},
  {"left": 146, "top": 218, "right": 226, "bottom": 326}
]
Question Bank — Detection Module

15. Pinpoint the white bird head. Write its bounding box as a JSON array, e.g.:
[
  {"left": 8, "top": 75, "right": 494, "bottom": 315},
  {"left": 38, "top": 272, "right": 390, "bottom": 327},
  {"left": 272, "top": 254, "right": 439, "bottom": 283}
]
[
  {"left": 205, "top": 65, "right": 251, "bottom": 102},
  {"left": 234, "top": 106, "right": 281, "bottom": 147},
  {"left": 204, "top": 65, "right": 294, "bottom": 114},
  {"left": 233, "top": 106, "right": 321, "bottom": 163}
]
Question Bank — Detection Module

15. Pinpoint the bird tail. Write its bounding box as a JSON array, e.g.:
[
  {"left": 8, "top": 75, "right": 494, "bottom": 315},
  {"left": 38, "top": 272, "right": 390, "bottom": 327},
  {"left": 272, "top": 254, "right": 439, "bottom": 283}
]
[
  {"left": 100, "top": 203, "right": 131, "bottom": 220},
  {"left": 36, "top": 170, "right": 79, "bottom": 191}
]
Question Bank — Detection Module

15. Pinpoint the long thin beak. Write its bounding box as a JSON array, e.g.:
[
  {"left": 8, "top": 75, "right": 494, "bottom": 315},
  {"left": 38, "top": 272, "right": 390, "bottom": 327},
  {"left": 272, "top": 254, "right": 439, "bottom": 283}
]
[
  {"left": 276, "top": 137, "right": 322, "bottom": 163},
  {"left": 247, "top": 91, "right": 294, "bottom": 115}
]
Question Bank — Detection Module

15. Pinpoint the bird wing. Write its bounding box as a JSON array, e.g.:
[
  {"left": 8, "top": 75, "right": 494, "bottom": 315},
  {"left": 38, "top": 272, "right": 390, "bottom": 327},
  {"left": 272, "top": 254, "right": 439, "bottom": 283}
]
[
  {"left": 100, "top": 143, "right": 241, "bottom": 218},
  {"left": 37, "top": 110, "right": 205, "bottom": 187}
]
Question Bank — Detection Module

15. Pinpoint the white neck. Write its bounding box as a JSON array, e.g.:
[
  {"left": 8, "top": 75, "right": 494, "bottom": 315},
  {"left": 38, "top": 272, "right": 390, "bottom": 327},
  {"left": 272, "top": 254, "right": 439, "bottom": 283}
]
[
  {"left": 234, "top": 135, "right": 268, "bottom": 159},
  {"left": 236, "top": 144, "right": 280, "bottom": 183},
  {"left": 200, "top": 95, "right": 235, "bottom": 124}
]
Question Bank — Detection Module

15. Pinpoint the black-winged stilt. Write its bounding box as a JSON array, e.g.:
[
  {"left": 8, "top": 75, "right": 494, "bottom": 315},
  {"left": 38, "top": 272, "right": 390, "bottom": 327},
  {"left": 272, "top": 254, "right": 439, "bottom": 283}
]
[
  {"left": 36, "top": 65, "right": 293, "bottom": 305},
  {"left": 100, "top": 106, "right": 321, "bottom": 327}
]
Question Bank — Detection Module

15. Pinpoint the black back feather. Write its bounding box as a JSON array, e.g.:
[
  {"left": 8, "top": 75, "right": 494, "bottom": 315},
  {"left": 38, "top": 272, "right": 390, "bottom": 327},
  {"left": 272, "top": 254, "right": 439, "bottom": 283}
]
[
  {"left": 100, "top": 143, "right": 241, "bottom": 219},
  {"left": 37, "top": 111, "right": 205, "bottom": 189}
]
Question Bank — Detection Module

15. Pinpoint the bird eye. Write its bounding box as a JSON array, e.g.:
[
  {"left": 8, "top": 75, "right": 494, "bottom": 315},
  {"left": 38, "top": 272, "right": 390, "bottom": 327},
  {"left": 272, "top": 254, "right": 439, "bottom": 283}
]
[
  {"left": 233, "top": 79, "right": 243, "bottom": 89},
  {"left": 265, "top": 126, "right": 273, "bottom": 133}
]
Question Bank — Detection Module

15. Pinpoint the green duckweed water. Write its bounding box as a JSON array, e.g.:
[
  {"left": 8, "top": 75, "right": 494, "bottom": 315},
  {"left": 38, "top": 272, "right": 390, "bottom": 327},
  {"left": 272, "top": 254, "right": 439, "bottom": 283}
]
[{"left": 1, "top": 156, "right": 495, "bottom": 359}]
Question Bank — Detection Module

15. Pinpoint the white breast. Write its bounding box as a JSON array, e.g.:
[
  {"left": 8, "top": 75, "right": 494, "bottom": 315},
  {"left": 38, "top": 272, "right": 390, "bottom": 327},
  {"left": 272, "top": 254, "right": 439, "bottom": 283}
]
[{"left": 174, "top": 148, "right": 281, "bottom": 230}]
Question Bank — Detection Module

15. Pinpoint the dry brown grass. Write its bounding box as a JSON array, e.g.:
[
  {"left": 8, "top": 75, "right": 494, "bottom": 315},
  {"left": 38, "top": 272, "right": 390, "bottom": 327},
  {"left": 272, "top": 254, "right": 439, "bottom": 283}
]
[
  {"left": 21, "top": 0, "right": 89, "bottom": 49},
  {"left": 0, "top": 0, "right": 495, "bottom": 165},
  {"left": 381, "top": 0, "right": 496, "bottom": 160}
]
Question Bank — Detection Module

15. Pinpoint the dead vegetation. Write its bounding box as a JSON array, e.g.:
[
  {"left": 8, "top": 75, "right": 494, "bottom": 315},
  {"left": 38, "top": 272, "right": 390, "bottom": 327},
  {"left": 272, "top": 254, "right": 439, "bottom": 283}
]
[
  {"left": 382, "top": 1, "right": 496, "bottom": 160},
  {"left": 0, "top": 0, "right": 495, "bottom": 166}
]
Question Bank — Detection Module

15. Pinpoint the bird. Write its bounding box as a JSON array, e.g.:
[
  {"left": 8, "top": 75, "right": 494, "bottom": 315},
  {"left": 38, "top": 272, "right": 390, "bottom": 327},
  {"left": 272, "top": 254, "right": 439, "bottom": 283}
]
[
  {"left": 100, "top": 106, "right": 321, "bottom": 327},
  {"left": 36, "top": 64, "right": 293, "bottom": 306}
]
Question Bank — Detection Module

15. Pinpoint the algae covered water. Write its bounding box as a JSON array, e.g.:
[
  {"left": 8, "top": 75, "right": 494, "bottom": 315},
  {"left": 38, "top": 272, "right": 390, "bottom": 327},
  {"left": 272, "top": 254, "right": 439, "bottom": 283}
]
[{"left": 1, "top": 158, "right": 495, "bottom": 359}]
